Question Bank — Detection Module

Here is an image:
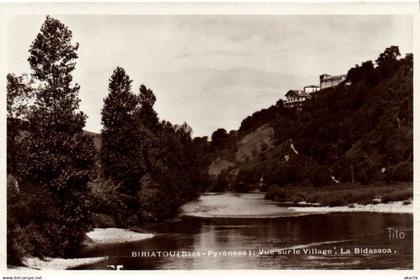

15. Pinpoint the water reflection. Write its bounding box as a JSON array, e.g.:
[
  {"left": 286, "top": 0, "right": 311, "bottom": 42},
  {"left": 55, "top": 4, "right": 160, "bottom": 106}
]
[{"left": 75, "top": 212, "right": 412, "bottom": 270}]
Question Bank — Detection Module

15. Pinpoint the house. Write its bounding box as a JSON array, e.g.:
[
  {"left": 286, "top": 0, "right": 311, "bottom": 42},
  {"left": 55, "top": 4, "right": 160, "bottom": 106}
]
[
  {"left": 319, "top": 74, "right": 346, "bottom": 90},
  {"left": 283, "top": 73, "right": 344, "bottom": 110},
  {"left": 303, "top": 85, "right": 320, "bottom": 94},
  {"left": 284, "top": 90, "right": 311, "bottom": 111}
]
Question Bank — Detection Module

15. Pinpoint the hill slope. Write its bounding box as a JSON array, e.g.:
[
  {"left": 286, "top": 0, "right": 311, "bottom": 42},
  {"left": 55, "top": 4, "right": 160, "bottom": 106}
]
[{"left": 204, "top": 47, "right": 413, "bottom": 191}]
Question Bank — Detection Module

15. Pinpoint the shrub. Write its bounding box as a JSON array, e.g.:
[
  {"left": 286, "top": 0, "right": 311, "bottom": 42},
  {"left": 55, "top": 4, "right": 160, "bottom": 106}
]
[
  {"left": 327, "top": 197, "right": 347, "bottom": 207},
  {"left": 90, "top": 178, "right": 137, "bottom": 227},
  {"left": 211, "top": 173, "right": 229, "bottom": 192},
  {"left": 138, "top": 187, "right": 169, "bottom": 221},
  {"left": 388, "top": 161, "right": 412, "bottom": 182},
  {"left": 358, "top": 168, "right": 372, "bottom": 185},
  {"left": 382, "top": 189, "right": 412, "bottom": 203},
  {"left": 7, "top": 176, "right": 66, "bottom": 263},
  {"left": 92, "top": 213, "right": 116, "bottom": 228},
  {"left": 237, "top": 169, "right": 260, "bottom": 184},
  {"left": 309, "top": 165, "right": 331, "bottom": 187},
  {"left": 265, "top": 186, "right": 288, "bottom": 201}
]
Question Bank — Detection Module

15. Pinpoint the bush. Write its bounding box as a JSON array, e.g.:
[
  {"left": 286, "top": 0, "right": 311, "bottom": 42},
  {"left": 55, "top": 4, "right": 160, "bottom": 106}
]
[
  {"left": 309, "top": 164, "right": 331, "bottom": 187},
  {"left": 233, "top": 169, "right": 260, "bottom": 192},
  {"left": 327, "top": 197, "right": 347, "bottom": 207},
  {"left": 237, "top": 169, "right": 260, "bottom": 185},
  {"left": 265, "top": 182, "right": 412, "bottom": 207},
  {"left": 90, "top": 178, "right": 137, "bottom": 227},
  {"left": 211, "top": 173, "right": 229, "bottom": 192},
  {"left": 7, "top": 176, "right": 71, "bottom": 263},
  {"left": 265, "top": 186, "right": 287, "bottom": 201},
  {"left": 264, "top": 162, "right": 299, "bottom": 186},
  {"left": 92, "top": 213, "right": 116, "bottom": 228},
  {"left": 233, "top": 182, "right": 255, "bottom": 193},
  {"left": 138, "top": 187, "right": 171, "bottom": 221},
  {"left": 358, "top": 167, "right": 373, "bottom": 185},
  {"left": 382, "top": 189, "right": 412, "bottom": 203},
  {"left": 388, "top": 161, "right": 412, "bottom": 181}
]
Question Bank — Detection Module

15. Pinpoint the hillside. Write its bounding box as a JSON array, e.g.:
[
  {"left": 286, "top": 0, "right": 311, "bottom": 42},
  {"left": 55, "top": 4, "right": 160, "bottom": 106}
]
[{"left": 203, "top": 47, "right": 413, "bottom": 192}]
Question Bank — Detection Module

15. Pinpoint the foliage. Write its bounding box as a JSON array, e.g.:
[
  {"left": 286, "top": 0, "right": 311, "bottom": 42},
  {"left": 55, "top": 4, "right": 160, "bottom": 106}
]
[
  {"left": 99, "top": 69, "right": 202, "bottom": 224},
  {"left": 89, "top": 178, "right": 136, "bottom": 227},
  {"left": 210, "top": 172, "right": 229, "bottom": 192},
  {"left": 7, "top": 16, "right": 96, "bottom": 262},
  {"left": 205, "top": 46, "right": 412, "bottom": 193},
  {"left": 264, "top": 185, "right": 287, "bottom": 201},
  {"left": 375, "top": 45, "right": 401, "bottom": 78},
  {"left": 265, "top": 182, "right": 412, "bottom": 206},
  {"left": 346, "top": 60, "right": 375, "bottom": 85},
  {"left": 100, "top": 67, "right": 145, "bottom": 217},
  {"left": 137, "top": 84, "right": 159, "bottom": 130},
  {"left": 211, "top": 128, "right": 228, "bottom": 147},
  {"left": 308, "top": 164, "right": 331, "bottom": 187},
  {"left": 388, "top": 161, "right": 412, "bottom": 182},
  {"left": 7, "top": 74, "right": 33, "bottom": 175}
]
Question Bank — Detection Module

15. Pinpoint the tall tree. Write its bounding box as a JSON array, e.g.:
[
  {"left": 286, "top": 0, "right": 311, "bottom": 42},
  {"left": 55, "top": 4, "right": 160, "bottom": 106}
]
[
  {"left": 376, "top": 45, "right": 401, "bottom": 78},
  {"left": 134, "top": 84, "right": 161, "bottom": 174},
  {"left": 16, "top": 16, "right": 95, "bottom": 257},
  {"left": 138, "top": 84, "right": 159, "bottom": 130},
  {"left": 211, "top": 128, "right": 228, "bottom": 147},
  {"left": 101, "top": 67, "right": 144, "bottom": 212}
]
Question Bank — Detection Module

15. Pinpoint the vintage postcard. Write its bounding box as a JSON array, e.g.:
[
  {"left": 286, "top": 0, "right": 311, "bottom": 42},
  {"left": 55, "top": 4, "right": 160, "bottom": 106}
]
[{"left": 0, "top": 2, "right": 418, "bottom": 279}]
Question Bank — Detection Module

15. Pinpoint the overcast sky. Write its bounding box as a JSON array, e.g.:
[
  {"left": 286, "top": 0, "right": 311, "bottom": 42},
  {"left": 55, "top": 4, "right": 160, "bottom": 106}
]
[{"left": 7, "top": 15, "right": 412, "bottom": 137}]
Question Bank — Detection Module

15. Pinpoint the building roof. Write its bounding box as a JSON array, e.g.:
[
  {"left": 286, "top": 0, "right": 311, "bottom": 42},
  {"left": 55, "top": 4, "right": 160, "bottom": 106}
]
[
  {"left": 321, "top": 74, "right": 346, "bottom": 81},
  {"left": 285, "top": 90, "right": 310, "bottom": 98}
]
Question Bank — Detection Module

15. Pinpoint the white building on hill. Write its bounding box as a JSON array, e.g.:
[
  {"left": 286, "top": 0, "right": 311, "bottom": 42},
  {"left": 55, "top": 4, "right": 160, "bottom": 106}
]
[
  {"left": 284, "top": 90, "right": 311, "bottom": 111},
  {"left": 303, "top": 85, "right": 320, "bottom": 94},
  {"left": 319, "top": 74, "right": 346, "bottom": 90}
]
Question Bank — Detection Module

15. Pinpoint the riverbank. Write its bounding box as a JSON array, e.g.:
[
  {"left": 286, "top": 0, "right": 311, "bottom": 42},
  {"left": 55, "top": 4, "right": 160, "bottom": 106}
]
[
  {"left": 84, "top": 227, "right": 155, "bottom": 245},
  {"left": 289, "top": 199, "right": 412, "bottom": 214},
  {"left": 19, "top": 256, "right": 108, "bottom": 270},
  {"left": 181, "top": 191, "right": 412, "bottom": 218},
  {"left": 12, "top": 227, "right": 155, "bottom": 270},
  {"left": 265, "top": 182, "right": 412, "bottom": 207}
]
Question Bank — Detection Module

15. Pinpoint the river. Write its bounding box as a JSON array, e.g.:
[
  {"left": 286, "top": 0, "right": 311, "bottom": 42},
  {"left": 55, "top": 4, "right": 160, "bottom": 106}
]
[{"left": 74, "top": 192, "right": 413, "bottom": 269}]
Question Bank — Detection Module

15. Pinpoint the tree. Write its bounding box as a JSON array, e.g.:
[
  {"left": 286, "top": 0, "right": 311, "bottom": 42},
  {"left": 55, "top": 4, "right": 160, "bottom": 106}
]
[
  {"left": 101, "top": 67, "right": 145, "bottom": 215},
  {"left": 376, "top": 46, "right": 401, "bottom": 78},
  {"left": 376, "top": 46, "right": 400, "bottom": 67},
  {"left": 7, "top": 74, "right": 33, "bottom": 175},
  {"left": 211, "top": 128, "right": 228, "bottom": 147},
  {"left": 138, "top": 84, "right": 159, "bottom": 130},
  {"left": 346, "top": 60, "right": 375, "bottom": 85},
  {"left": 15, "top": 16, "right": 96, "bottom": 258}
]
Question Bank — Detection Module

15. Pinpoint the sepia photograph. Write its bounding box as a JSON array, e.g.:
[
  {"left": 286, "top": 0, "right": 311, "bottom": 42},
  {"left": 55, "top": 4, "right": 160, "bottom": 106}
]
[{"left": 2, "top": 5, "right": 415, "bottom": 273}]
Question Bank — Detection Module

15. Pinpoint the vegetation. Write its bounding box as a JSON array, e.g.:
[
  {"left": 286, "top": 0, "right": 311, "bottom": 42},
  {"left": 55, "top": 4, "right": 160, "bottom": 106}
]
[
  {"left": 6, "top": 16, "right": 205, "bottom": 265},
  {"left": 7, "top": 17, "right": 96, "bottom": 264},
  {"left": 265, "top": 182, "right": 412, "bottom": 207},
  {"left": 97, "top": 68, "right": 205, "bottom": 225},
  {"left": 205, "top": 46, "right": 413, "bottom": 194},
  {"left": 6, "top": 15, "right": 413, "bottom": 267}
]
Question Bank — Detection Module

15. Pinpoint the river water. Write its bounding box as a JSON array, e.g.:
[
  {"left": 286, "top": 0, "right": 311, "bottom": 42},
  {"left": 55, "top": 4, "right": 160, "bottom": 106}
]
[{"left": 75, "top": 193, "right": 412, "bottom": 269}]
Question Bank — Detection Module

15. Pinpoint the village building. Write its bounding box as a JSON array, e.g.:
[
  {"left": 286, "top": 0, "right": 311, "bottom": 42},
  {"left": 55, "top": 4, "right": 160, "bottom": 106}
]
[
  {"left": 319, "top": 74, "right": 346, "bottom": 90},
  {"left": 284, "top": 90, "right": 311, "bottom": 111},
  {"left": 284, "top": 73, "right": 344, "bottom": 110},
  {"left": 303, "top": 85, "right": 320, "bottom": 94}
]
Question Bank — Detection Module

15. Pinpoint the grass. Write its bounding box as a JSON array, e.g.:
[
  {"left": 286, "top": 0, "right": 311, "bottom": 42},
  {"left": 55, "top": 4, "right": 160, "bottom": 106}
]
[{"left": 265, "top": 182, "right": 412, "bottom": 207}]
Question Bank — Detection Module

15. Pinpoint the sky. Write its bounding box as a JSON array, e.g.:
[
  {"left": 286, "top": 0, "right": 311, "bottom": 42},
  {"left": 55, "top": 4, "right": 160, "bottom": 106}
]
[{"left": 6, "top": 15, "right": 412, "bottom": 137}]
